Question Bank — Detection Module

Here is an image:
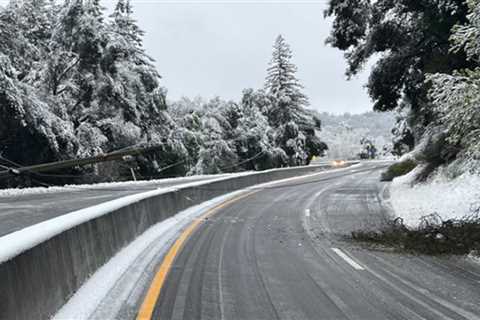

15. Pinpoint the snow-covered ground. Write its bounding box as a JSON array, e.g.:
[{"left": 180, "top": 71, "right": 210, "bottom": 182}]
[{"left": 390, "top": 166, "right": 480, "bottom": 228}]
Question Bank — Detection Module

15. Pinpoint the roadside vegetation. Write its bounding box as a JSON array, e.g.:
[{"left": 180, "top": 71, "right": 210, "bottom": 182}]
[
  {"left": 326, "top": 0, "right": 480, "bottom": 177},
  {"left": 328, "top": 0, "right": 480, "bottom": 255},
  {"left": 0, "top": 1, "right": 326, "bottom": 188},
  {"left": 352, "top": 211, "right": 480, "bottom": 255},
  {"left": 380, "top": 159, "right": 417, "bottom": 182}
]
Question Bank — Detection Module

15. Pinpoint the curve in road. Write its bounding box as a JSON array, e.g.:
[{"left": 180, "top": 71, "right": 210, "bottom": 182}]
[{"left": 138, "top": 163, "right": 480, "bottom": 320}]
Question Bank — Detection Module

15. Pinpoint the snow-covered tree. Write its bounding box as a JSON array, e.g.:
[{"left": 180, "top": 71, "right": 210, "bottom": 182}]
[
  {"left": 234, "top": 89, "right": 288, "bottom": 170},
  {"left": 263, "top": 35, "right": 327, "bottom": 165},
  {"left": 325, "top": 0, "right": 474, "bottom": 169},
  {"left": 170, "top": 93, "right": 290, "bottom": 174},
  {"left": 274, "top": 122, "right": 308, "bottom": 166},
  {"left": 265, "top": 35, "right": 309, "bottom": 126},
  {"left": 170, "top": 97, "right": 237, "bottom": 175},
  {"left": 427, "top": 0, "right": 480, "bottom": 172},
  {"left": 0, "top": 0, "right": 56, "bottom": 81},
  {"left": 0, "top": 54, "right": 78, "bottom": 168},
  {"left": 0, "top": 0, "right": 187, "bottom": 184},
  {"left": 110, "top": 0, "right": 144, "bottom": 51}
]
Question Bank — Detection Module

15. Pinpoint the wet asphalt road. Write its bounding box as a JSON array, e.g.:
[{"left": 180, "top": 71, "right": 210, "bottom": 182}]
[
  {"left": 0, "top": 175, "right": 227, "bottom": 237},
  {"left": 150, "top": 163, "right": 480, "bottom": 320}
]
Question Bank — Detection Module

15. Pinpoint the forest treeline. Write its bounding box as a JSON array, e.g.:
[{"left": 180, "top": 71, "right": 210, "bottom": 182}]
[{"left": 0, "top": 0, "right": 326, "bottom": 187}]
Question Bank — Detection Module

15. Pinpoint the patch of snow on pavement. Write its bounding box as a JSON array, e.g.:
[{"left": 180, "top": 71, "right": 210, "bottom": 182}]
[{"left": 390, "top": 166, "right": 480, "bottom": 228}]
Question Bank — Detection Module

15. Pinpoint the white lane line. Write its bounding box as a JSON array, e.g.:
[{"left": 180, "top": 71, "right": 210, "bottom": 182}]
[
  {"left": 218, "top": 226, "right": 231, "bottom": 320},
  {"left": 305, "top": 209, "right": 311, "bottom": 217},
  {"left": 332, "top": 248, "right": 365, "bottom": 271}
]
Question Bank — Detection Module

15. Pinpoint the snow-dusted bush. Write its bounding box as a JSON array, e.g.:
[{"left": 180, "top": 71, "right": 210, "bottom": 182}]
[{"left": 427, "top": 0, "right": 480, "bottom": 173}]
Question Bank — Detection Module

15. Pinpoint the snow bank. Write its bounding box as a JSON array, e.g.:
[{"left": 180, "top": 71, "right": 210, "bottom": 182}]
[{"left": 390, "top": 166, "right": 480, "bottom": 228}]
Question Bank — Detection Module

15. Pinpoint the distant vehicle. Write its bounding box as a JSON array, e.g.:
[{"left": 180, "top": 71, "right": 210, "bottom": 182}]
[{"left": 332, "top": 160, "right": 346, "bottom": 167}]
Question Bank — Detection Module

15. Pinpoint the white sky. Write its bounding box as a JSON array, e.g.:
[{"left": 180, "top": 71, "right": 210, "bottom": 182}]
[{"left": 3, "top": 0, "right": 374, "bottom": 114}]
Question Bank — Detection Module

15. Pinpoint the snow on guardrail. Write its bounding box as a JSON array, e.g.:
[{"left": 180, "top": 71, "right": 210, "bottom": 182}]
[
  {"left": 0, "top": 173, "right": 233, "bottom": 198},
  {"left": 0, "top": 172, "right": 252, "bottom": 264}
]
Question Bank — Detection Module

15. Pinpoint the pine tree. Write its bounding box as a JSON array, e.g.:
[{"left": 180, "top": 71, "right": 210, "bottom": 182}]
[
  {"left": 110, "top": 0, "right": 144, "bottom": 49},
  {"left": 265, "top": 35, "right": 309, "bottom": 126},
  {"left": 263, "top": 35, "right": 327, "bottom": 165}
]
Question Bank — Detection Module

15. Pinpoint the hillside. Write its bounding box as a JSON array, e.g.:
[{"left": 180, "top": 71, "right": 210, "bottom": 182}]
[{"left": 318, "top": 111, "right": 396, "bottom": 160}]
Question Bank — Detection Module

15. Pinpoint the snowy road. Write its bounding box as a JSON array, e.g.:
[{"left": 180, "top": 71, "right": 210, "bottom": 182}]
[
  {"left": 0, "top": 175, "right": 230, "bottom": 237},
  {"left": 59, "top": 162, "right": 480, "bottom": 320}
]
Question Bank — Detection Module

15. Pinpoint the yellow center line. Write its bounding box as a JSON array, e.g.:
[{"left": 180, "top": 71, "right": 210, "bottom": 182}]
[{"left": 136, "top": 191, "right": 256, "bottom": 320}]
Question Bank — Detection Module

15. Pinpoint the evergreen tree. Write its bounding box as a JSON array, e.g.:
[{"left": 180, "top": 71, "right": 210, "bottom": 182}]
[
  {"left": 110, "top": 0, "right": 144, "bottom": 50},
  {"left": 263, "top": 35, "right": 327, "bottom": 165},
  {"left": 265, "top": 35, "right": 309, "bottom": 126}
]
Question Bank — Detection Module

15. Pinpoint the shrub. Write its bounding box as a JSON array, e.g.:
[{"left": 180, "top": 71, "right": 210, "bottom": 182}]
[{"left": 381, "top": 159, "right": 417, "bottom": 181}]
